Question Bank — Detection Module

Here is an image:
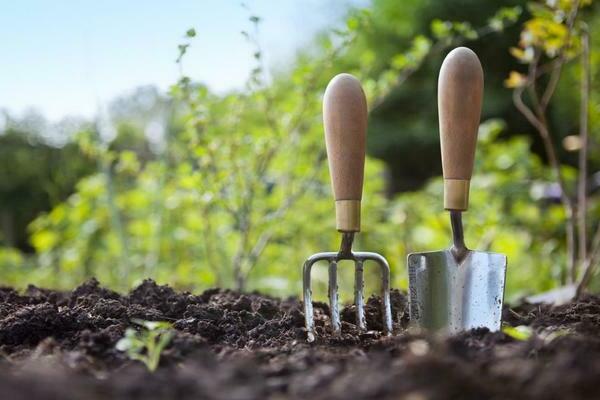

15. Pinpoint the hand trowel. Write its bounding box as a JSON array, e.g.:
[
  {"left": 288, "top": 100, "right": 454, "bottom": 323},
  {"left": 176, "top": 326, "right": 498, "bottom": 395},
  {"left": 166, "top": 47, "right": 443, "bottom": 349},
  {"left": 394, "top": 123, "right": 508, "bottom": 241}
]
[{"left": 407, "top": 47, "right": 507, "bottom": 334}]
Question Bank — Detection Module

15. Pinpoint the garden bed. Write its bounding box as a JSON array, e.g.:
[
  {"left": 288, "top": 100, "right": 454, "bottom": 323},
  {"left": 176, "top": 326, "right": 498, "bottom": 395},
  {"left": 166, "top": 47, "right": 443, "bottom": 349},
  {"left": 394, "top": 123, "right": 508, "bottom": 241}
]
[{"left": 1, "top": 279, "right": 600, "bottom": 399}]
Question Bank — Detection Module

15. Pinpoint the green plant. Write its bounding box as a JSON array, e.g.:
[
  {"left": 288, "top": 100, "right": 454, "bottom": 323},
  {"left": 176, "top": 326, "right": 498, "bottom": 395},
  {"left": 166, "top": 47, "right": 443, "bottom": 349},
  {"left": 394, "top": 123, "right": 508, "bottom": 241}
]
[
  {"left": 0, "top": 126, "right": 94, "bottom": 251},
  {"left": 502, "top": 324, "right": 534, "bottom": 341},
  {"left": 505, "top": 0, "right": 599, "bottom": 294},
  {"left": 5, "top": 1, "right": 584, "bottom": 302},
  {"left": 391, "top": 119, "right": 564, "bottom": 299},
  {"left": 22, "top": 4, "right": 519, "bottom": 295},
  {"left": 116, "top": 320, "right": 174, "bottom": 372}
]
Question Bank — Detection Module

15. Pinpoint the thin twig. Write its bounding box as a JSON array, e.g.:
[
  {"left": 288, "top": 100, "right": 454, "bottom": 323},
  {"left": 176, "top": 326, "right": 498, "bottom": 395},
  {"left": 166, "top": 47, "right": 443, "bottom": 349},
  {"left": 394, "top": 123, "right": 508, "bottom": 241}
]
[
  {"left": 575, "top": 28, "right": 592, "bottom": 296},
  {"left": 231, "top": 32, "right": 345, "bottom": 290},
  {"left": 242, "top": 165, "right": 324, "bottom": 279},
  {"left": 577, "top": 223, "right": 600, "bottom": 297},
  {"left": 511, "top": 2, "right": 581, "bottom": 282},
  {"left": 578, "top": 27, "right": 590, "bottom": 263},
  {"left": 370, "top": 18, "right": 516, "bottom": 112},
  {"left": 541, "top": 1, "right": 580, "bottom": 108}
]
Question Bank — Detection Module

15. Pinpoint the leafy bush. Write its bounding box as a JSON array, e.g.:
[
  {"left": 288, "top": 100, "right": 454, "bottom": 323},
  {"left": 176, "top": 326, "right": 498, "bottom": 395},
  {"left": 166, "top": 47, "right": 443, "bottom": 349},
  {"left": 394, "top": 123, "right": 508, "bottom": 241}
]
[
  {"left": 393, "top": 120, "right": 564, "bottom": 299},
  {"left": 18, "top": 5, "right": 522, "bottom": 295},
  {"left": 3, "top": 1, "right": 595, "bottom": 303}
]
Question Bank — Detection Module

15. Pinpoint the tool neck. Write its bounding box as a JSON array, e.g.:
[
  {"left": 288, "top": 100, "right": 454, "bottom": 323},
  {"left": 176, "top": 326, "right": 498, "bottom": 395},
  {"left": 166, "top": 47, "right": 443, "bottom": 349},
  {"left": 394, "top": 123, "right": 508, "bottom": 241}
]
[
  {"left": 450, "top": 210, "right": 468, "bottom": 263},
  {"left": 338, "top": 232, "right": 355, "bottom": 258}
]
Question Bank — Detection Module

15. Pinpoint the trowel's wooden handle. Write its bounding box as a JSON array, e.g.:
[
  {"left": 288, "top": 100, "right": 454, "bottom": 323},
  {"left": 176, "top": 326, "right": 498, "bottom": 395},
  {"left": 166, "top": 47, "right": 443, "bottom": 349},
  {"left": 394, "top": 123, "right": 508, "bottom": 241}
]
[
  {"left": 323, "top": 73, "right": 367, "bottom": 232},
  {"left": 438, "top": 47, "right": 483, "bottom": 211}
]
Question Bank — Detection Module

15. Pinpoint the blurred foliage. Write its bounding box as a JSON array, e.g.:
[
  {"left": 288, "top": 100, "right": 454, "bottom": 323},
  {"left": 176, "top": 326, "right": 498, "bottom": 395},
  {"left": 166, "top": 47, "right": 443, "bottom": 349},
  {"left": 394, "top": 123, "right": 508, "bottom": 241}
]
[
  {"left": 395, "top": 120, "right": 565, "bottom": 299},
  {"left": 0, "top": 0, "right": 599, "bottom": 302},
  {"left": 348, "top": 0, "right": 531, "bottom": 193},
  {"left": 502, "top": 0, "right": 600, "bottom": 292},
  {"left": 0, "top": 121, "right": 95, "bottom": 251}
]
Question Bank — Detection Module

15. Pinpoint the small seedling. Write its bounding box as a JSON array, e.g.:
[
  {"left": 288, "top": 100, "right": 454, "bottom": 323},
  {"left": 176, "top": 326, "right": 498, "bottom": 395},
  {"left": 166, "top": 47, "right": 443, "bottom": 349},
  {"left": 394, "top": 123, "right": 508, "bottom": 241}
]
[
  {"left": 502, "top": 324, "right": 533, "bottom": 341},
  {"left": 116, "top": 320, "right": 174, "bottom": 372}
]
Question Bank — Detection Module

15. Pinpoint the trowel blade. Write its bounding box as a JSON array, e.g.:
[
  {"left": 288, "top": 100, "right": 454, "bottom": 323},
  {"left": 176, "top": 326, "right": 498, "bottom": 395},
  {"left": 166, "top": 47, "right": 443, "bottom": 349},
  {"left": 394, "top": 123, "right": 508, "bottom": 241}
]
[{"left": 407, "top": 249, "right": 507, "bottom": 334}]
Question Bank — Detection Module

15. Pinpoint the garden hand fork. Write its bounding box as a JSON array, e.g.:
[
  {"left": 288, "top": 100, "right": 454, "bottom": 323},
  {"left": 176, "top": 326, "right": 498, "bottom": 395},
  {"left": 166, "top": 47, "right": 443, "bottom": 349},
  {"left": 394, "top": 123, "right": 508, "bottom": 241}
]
[
  {"left": 408, "top": 47, "right": 507, "bottom": 334},
  {"left": 303, "top": 73, "right": 393, "bottom": 342}
]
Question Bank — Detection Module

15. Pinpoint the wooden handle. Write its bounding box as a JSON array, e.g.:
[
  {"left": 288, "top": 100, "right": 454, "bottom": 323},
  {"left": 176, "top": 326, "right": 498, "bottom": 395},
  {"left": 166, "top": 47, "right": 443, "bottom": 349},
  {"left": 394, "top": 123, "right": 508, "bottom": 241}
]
[
  {"left": 438, "top": 47, "right": 484, "bottom": 211},
  {"left": 323, "top": 73, "right": 367, "bottom": 232}
]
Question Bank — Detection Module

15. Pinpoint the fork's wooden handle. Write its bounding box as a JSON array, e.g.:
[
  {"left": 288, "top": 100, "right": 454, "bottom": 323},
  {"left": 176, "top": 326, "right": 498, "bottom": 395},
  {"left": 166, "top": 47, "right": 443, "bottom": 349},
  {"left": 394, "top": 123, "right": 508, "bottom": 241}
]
[
  {"left": 323, "top": 73, "right": 367, "bottom": 232},
  {"left": 438, "top": 47, "right": 484, "bottom": 211}
]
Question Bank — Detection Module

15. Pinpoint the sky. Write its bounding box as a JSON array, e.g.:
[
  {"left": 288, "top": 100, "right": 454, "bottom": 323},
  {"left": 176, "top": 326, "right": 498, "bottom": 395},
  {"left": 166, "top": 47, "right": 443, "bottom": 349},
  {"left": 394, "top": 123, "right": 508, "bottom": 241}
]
[{"left": 0, "top": 0, "right": 366, "bottom": 122}]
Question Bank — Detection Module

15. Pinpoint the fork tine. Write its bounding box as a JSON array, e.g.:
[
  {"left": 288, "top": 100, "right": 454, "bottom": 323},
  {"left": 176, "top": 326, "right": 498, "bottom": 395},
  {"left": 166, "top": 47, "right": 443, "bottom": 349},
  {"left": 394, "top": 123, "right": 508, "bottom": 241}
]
[
  {"left": 328, "top": 260, "right": 341, "bottom": 335},
  {"left": 303, "top": 257, "right": 317, "bottom": 342},
  {"left": 354, "top": 260, "right": 366, "bottom": 330},
  {"left": 356, "top": 253, "right": 393, "bottom": 335},
  {"left": 303, "top": 250, "right": 391, "bottom": 340},
  {"left": 378, "top": 257, "right": 393, "bottom": 335}
]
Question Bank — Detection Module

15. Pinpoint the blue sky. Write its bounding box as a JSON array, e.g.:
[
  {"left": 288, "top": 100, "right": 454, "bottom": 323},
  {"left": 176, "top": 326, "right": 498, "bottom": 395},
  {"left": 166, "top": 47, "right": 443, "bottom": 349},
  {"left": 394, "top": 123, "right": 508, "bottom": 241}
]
[{"left": 0, "top": 1, "right": 365, "bottom": 122}]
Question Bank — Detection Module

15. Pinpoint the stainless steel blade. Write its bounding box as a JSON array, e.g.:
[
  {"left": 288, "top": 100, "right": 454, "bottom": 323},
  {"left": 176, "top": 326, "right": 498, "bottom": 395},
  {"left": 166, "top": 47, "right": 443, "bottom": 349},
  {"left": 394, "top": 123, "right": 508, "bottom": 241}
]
[{"left": 408, "top": 249, "right": 507, "bottom": 334}]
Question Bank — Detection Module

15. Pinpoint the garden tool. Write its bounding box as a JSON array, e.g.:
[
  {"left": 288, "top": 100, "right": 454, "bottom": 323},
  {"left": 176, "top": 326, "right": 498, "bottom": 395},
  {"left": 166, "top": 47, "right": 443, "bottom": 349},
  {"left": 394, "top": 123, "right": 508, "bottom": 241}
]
[
  {"left": 302, "top": 73, "right": 393, "bottom": 342},
  {"left": 407, "top": 47, "right": 507, "bottom": 334}
]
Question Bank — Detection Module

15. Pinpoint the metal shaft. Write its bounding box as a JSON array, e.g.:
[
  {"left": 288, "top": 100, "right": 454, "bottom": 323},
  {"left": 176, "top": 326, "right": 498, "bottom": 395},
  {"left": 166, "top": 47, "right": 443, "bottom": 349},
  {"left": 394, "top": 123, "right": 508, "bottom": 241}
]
[
  {"left": 450, "top": 210, "right": 468, "bottom": 263},
  {"left": 339, "top": 232, "right": 354, "bottom": 257}
]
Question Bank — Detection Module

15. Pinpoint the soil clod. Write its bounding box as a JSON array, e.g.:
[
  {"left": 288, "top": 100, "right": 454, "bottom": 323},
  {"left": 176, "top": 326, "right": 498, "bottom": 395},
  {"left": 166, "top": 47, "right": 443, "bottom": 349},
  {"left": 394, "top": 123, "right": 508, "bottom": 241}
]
[{"left": 1, "top": 279, "right": 599, "bottom": 399}]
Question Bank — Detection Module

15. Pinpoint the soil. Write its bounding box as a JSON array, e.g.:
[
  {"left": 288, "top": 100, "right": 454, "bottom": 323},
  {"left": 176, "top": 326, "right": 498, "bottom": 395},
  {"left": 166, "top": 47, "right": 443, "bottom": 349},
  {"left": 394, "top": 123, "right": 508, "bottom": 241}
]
[{"left": 1, "top": 279, "right": 600, "bottom": 400}]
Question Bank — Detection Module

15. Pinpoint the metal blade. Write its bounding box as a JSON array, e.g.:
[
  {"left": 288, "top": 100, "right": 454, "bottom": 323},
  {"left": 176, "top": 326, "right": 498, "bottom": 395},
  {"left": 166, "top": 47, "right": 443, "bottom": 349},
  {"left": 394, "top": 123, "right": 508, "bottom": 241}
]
[{"left": 408, "top": 249, "right": 507, "bottom": 334}]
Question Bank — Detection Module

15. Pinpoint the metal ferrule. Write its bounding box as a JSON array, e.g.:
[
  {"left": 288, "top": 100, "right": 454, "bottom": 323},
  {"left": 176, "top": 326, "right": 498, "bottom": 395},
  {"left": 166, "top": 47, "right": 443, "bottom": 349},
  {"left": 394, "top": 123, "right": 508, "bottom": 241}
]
[
  {"left": 443, "top": 179, "right": 470, "bottom": 211},
  {"left": 335, "top": 200, "right": 361, "bottom": 232}
]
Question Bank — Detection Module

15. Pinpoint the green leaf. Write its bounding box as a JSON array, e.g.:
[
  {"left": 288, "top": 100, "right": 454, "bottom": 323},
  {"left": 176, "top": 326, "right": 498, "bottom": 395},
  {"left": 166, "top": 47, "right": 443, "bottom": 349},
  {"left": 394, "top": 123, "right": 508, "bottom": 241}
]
[
  {"left": 504, "top": 71, "right": 527, "bottom": 88},
  {"left": 186, "top": 28, "right": 196, "bottom": 38},
  {"left": 176, "top": 44, "right": 190, "bottom": 63},
  {"left": 31, "top": 230, "right": 58, "bottom": 252},
  {"left": 347, "top": 16, "right": 359, "bottom": 30},
  {"left": 488, "top": 5, "right": 522, "bottom": 31},
  {"left": 391, "top": 54, "right": 408, "bottom": 69},
  {"left": 116, "top": 321, "right": 173, "bottom": 372},
  {"left": 502, "top": 325, "right": 533, "bottom": 341},
  {"left": 431, "top": 19, "right": 452, "bottom": 39},
  {"left": 115, "top": 337, "right": 132, "bottom": 351}
]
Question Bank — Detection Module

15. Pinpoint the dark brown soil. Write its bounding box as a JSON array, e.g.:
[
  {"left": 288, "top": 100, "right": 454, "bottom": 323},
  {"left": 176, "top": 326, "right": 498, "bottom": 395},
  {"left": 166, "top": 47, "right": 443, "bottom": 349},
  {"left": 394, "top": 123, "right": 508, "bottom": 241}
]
[{"left": 1, "top": 279, "right": 600, "bottom": 399}]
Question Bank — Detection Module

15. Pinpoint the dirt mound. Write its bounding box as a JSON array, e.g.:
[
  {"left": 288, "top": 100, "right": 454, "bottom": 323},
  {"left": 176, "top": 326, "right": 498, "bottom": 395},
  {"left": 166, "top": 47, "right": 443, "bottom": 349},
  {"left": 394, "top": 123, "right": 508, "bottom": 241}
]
[{"left": 1, "top": 279, "right": 599, "bottom": 399}]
